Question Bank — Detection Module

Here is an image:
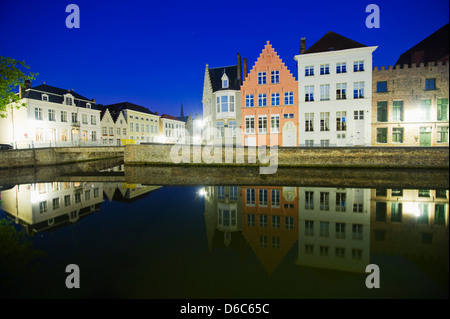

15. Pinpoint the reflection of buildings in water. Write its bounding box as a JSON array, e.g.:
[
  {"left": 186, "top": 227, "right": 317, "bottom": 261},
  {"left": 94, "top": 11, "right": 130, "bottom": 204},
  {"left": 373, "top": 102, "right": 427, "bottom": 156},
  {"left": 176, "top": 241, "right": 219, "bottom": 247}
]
[
  {"left": 297, "top": 187, "right": 371, "bottom": 273},
  {"left": 103, "top": 183, "right": 162, "bottom": 203},
  {"left": 371, "top": 188, "right": 449, "bottom": 259},
  {"left": 0, "top": 182, "right": 104, "bottom": 234},
  {"left": 203, "top": 186, "right": 244, "bottom": 251},
  {"left": 242, "top": 186, "right": 299, "bottom": 275}
]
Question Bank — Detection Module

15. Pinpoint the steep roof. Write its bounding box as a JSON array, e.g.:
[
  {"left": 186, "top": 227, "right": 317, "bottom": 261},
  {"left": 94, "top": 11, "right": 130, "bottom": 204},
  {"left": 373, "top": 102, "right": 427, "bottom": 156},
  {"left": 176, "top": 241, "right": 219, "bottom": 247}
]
[
  {"left": 303, "top": 31, "right": 367, "bottom": 54},
  {"left": 103, "top": 102, "right": 156, "bottom": 116},
  {"left": 23, "top": 83, "right": 97, "bottom": 109},
  {"left": 208, "top": 65, "right": 240, "bottom": 92},
  {"left": 395, "top": 23, "right": 449, "bottom": 65},
  {"left": 161, "top": 114, "right": 182, "bottom": 121}
]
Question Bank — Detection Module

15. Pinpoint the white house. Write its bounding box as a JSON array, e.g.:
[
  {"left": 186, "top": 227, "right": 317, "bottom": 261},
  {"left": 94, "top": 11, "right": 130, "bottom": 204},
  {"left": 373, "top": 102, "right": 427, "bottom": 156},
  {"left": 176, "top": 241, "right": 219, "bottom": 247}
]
[
  {"left": 294, "top": 32, "right": 377, "bottom": 146},
  {"left": 100, "top": 107, "right": 128, "bottom": 146},
  {"left": 202, "top": 53, "right": 243, "bottom": 145},
  {"left": 158, "top": 114, "right": 186, "bottom": 144},
  {"left": 0, "top": 81, "right": 101, "bottom": 148}
]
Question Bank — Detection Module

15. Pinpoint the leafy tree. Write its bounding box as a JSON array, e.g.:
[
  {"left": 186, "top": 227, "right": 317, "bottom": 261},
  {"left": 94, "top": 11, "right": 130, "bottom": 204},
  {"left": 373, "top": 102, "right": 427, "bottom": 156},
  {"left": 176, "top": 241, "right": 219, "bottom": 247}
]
[{"left": 0, "top": 56, "right": 38, "bottom": 118}]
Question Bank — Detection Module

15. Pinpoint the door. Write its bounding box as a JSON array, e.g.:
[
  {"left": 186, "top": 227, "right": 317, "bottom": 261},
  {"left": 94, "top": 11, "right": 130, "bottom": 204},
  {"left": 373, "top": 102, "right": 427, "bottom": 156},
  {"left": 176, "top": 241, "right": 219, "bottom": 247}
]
[
  {"left": 354, "top": 120, "right": 365, "bottom": 146},
  {"left": 420, "top": 127, "right": 432, "bottom": 146},
  {"left": 282, "top": 122, "right": 297, "bottom": 146}
]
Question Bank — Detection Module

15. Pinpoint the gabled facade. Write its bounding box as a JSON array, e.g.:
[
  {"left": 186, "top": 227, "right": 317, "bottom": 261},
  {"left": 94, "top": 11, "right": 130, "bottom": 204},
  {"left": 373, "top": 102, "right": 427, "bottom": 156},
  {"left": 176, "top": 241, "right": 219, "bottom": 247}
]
[
  {"left": 202, "top": 54, "right": 242, "bottom": 145},
  {"left": 294, "top": 32, "right": 377, "bottom": 146},
  {"left": 0, "top": 82, "right": 101, "bottom": 148},
  {"left": 103, "top": 102, "right": 160, "bottom": 144},
  {"left": 100, "top": 107, "right": 128, "bottom": 146},
  {"left": 241, "top": 42, "right": 298, "bottom": 147}
]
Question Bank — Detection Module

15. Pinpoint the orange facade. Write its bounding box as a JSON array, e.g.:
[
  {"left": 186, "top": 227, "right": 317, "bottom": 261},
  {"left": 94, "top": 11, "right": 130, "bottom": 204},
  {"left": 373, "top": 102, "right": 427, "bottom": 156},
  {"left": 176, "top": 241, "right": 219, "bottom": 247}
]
[{"left": 241, "top": 42, "right": 298, "bottom": 146}]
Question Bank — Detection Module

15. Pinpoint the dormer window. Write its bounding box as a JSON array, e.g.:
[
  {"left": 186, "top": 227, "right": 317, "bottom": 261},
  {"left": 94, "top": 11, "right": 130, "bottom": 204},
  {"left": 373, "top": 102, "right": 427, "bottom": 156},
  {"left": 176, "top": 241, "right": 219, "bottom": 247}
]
[
  {"left": 86, "top": 103, "right": 91, "bottom": 109},
  {"left": 65, "top": 96, "right": 73, "bottom": 106},
  {"left": 42, "top": 94, "right": 49, "bottom": 102},
  {"left": 221, "top": 73, "right": 229, "bottom": 88}
]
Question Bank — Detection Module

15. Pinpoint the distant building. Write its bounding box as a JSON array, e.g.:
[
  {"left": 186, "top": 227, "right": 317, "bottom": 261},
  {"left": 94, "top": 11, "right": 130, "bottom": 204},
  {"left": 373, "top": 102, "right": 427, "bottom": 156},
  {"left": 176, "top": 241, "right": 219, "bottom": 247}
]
[
  {"left": 100, "top": 107, "right": 128, "bottom": 146},
  {"left": 103, "top": 102, "right": 160, "bottom": 144},
  {"left": 0, "top": 82, "right": 101, "bottom": 148},
  {"left": 241, "top": 42, "right": 298, "bottom": 147},
  {"left": 158, "top": 113, "right": 186, "bottom": 144},
  {"left": 372, "top": 24, "right": 449, "bottom": 146},
  {"left": 202, "top": 54, "right": 242, "bottom": 145},
  {"left": 294, "top": 32, "right": 377, "bottom": 147}
]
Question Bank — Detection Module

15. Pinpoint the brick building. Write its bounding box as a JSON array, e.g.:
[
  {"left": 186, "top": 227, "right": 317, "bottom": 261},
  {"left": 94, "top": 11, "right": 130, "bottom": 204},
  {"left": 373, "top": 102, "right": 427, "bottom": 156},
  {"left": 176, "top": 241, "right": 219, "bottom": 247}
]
[{"left": 372, "top": 24, "right": 449, "bottom": 146}]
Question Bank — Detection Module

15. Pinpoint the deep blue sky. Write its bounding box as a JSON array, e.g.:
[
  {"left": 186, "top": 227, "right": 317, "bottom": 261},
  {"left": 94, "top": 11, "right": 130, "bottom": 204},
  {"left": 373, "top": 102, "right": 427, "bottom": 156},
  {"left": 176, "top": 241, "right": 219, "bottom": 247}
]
[{"left": 1, "top": 0, "right": 448, "bottom": 117}]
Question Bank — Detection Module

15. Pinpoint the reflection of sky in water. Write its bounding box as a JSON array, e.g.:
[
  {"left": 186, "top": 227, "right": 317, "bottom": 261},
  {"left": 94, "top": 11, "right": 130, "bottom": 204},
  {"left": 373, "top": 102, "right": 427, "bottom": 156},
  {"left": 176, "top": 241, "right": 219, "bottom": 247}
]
[{"left": 0, "top": 184, "right": 448, "bottom": 299}]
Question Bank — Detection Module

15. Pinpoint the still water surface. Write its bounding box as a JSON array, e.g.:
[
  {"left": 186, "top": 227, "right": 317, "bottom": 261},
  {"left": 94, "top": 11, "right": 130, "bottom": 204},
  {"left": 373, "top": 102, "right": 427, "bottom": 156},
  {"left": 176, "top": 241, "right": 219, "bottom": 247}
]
[{"left": 0, "top": 170, "right": 448, "bottom": 299}]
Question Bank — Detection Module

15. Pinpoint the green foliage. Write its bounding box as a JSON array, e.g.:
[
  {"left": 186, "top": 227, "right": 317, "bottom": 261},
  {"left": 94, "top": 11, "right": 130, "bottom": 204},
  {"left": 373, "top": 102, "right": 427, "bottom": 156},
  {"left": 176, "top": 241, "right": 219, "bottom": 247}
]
[
  {"left": 0, "top": 218, "right": 45, "bottom": 275},
  {"left": 0, "top": 56, "right": 38, "bottom": 118}
]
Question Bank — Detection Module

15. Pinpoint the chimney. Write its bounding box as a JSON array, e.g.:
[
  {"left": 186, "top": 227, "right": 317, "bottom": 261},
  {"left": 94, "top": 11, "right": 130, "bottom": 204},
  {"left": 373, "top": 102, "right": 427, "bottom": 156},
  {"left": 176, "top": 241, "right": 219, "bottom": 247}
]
[
  {"left": 19, "top": 80, "right": 31, "bottom": 99},
  {"left": 92, "top": 98, "right": 96, "bottom": 103},
  {"left": 300, "top": 37, "right": 306, "bottom": 54},
  {"left": 155, "top": 111, "right": 158, "bottom": 115},
  {"left": 25, "top": 80, "right": 31, "bottom": 89},
  {"left": 243, "top": 58, "right": 248, "bottom": 80},
  {"left": 237, "top": 52, "right": 242, "bottom": 85}
]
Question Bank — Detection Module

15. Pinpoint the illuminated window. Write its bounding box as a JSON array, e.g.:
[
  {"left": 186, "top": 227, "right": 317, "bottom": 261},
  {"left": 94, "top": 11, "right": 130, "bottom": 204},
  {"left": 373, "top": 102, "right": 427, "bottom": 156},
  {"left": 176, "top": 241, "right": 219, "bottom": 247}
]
[
  {"left": 437, "top": 126, "right": 449, "bottom": 143},
  {"left": 336, "top": 111, "right": 346, "bottom": 131},
  {"left": 376, "top": 128, "right": 387, "bottom": 143},
  {"left": 392, "top": 127, "right": 404, "bottom": 143},
  {"left": 437, "top": 98, "right": 449, "bottom": 121}
]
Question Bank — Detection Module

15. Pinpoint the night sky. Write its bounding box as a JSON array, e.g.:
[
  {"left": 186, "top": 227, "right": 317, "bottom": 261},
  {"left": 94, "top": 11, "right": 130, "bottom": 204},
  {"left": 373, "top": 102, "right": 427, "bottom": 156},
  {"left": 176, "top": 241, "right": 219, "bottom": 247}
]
[{"left": 0, "top": 0, "right": 448, "bottom": 117}]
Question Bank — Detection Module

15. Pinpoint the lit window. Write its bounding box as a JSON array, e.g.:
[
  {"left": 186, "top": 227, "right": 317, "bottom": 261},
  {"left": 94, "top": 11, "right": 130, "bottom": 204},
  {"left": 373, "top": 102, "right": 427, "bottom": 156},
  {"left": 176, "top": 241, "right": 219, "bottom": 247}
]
[
  {"left": 437, "top": 98, "right": 449, "bottom": 121},
  {"left": 392, "top": 127, "right": 404, "bottom": 143},
  {"left": 336, "top": 111, "right": 346, "bottom": 131},
  {"left": 377, "top": 128, "right": 387, "bottom": 143}
]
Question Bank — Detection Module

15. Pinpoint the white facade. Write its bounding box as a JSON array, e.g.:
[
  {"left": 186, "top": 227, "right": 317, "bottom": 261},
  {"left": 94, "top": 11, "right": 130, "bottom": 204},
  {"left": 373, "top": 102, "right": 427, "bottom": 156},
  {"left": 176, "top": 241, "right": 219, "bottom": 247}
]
[
  {"left": 100, "top": 109, "right": 128, "bottom": 146},
  {"left": 294, "top": 46, "right": 377, "bottom": 146},
  {"left": 0, "top": 94, "right": 101, "bottom": 149},
  {"left": 158, "top": 116, "right": 186, "bottom": 144}
]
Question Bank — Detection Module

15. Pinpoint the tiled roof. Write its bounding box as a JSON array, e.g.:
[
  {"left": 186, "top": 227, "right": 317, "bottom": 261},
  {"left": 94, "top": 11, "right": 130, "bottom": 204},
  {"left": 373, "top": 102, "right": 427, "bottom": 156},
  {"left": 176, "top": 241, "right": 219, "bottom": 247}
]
[
  {"left": 303, "top": 31, "right": 367, "bottom": 54},
  {"left": 103, "top": 102, "right": 156, "bottom": 116},
  {"left": 396, "top": 23, "right": 449, "bottom": 65},
  {"left": 208, "top": 65, "right": 240, "bottom": 92},
  {"left": 161, "top": 114, "right": 182, "bottom": 121},
  {"left": 23, "top": 84, "right": 97, "bottom": 109}
]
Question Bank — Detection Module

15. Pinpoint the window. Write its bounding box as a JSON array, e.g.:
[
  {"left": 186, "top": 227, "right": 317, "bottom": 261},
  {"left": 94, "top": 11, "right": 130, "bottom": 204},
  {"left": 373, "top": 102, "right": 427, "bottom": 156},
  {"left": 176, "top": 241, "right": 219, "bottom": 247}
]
[
  {"left": 35, "top": 128, "right": 44, "bottom": 141},
  {"left": 420, "top": 99, "right": 431, "bottom": 121},
  {"left": 336, "top": 223, "right": 346, "bottom": 239},
  {"left": 35, "top": 108, "right": 43, "bottom": 120},
  {"left": 245, "top": 117, "right": 255, "bottom": 134},
  {"left": 258, "top": 72, "right": 266, "bottom": 85},
  {"left": 91, "top": 131, "right": 97, "bottom": 141},
  {"left": 320, "top": 140, "right": 330, "bottom": 147},
  {"left": 305, "top": 140, "right": 314, "bottom": 147},
  {"left": 305, "top": 113, "right": 314, "bottom": 132},
  {"left": 336, "top": 83, "right": 346, "bottom": 100},
  {"left": 271, "top": 93, "right": 280, "bottom": 106},
  {"left": 285, "top": 217, "right": 294, "bottom": 230},
  {"left": 216, "top": 121, "right": 224, "bottom": 138},
  {"left": 392, "top": 127, "right": 404, "bottom": 143},
  {"left": 438, "top": 98, "right": 448, "bottom": 121},
  {"left": 271, "top": 70, "right": 279, "bottom": 84},
  {"left": 61, "top": 129, "right": 68, "bottom": 141},
  {"left": 391, "top": 203, "right": 402, "bottom": 222},
  {"left": 136, "top": 123, "right": 139, "bottom": 132},
  {"left": 377, "top": 128, "right": 387, "bottom": 143},
  {"left": 259, "top": 215, "right": 268, "bottom": 227},
  {"left": 320, "top": 112, "right": 330, "bottom": 131},
  {"left": 425, "top": 78, "right": 436, "bottom": 90},
  {"left": 86, "top": 103, "right": 91, "bottom": 109},
  {"left": 48, "top": 128, "right": 56, "bottom": 141},
  {"left": 60, "top": 111, "right": 67, "bottom": 123},
  {"left": 320, "top": 192, "right": 329, "bottom": 210},
  {"left": 123, "top": 128, "right": 127, "bottom": 136},
  {"left": 271, "top": 189, "right": 280, "bottom": 207},
  {"left": 354, "top": 110, "right": 364, "bottom": 120},
  {"left": 272, "top": 216, "right": 280, "bottom": 229},
  {"left": 85, "top": 190, "right": 90, "bottom": 201},
  {"left": 353, "top": 82, "right": 364, "bottom": 98},
  {"left": 320, "top": 64, "right": 329, "bottom": 75},
  {"left": 352, "top": 249, "right": 362, "bottom": 260},
  {"left": 305, "top": 65, "right": 314, "bottom": 76},
  {"left": 320, "top": 84, "right": 330, "bottom": 101},
  {"left": 336, "top": 62, "right": 346, "bottom": 73},
  {"left": 305, "top": 85, "right": 314, "bottom": 102},
  {"left": 259, "top": 236, "right": 267, "bottom": 248},
  {"left": 305, "top": 220, "right": 314, "bottom": 236},
  {"left": 336, "top": 192, "right": 346, "bottom": 212},
  {"left": 259, "top": 189, "right": 268, "bottom": 206},
  {"left": 130, "top": 122, "right": 134, "bottom": 132},
  {"left": 65, "top": 96, "right": 73, "bottom": 105},
  {"left": 228, "top": 121, "right": 237, "bottom": 137},
  {"left": 247, "top": 214, "right": 255, "bottom": 226},
  {"left": 284, "top": 91, "right": 294, "bottom": 105},
  {"left": 270, "top": 115, "right": 280, "bottom": 133},
  {"left": 392, "top": 101, "right": 404, "bottom": 121},
  {"left": 141, "top": 124, "right": 144, "bottom": 133},
  {"left": 52, "top": 198, "right": 60, "bottom": 210},
  {"left": 319, "top": 222, "right": 329, "bottom": 237},
  {"left": 258, "top": 116, "right": 267, "bottom": 134},
  {"left": 222, "top": 76, "right": 228, "bottom": 88},
  {"left": 258, "top": 94, "right": 267, "bottom": 107},
  {"left": 353, "top": 61, "right": 364, "bottom": 72},
  {"left": 435, "top": 204, "right": 446, "bottom": 225},
  {"left": 218, "top": 186, "right": 225, "bottom": 200},
  {"left": 102, "top": 127, "right": 107, "bottom": 135},
  {"left": 305, "top": 191, "right": 314, "bottom": 209},
  {"left": 42, "top": 94, "right": 49, "bottom": 101},
  {"left": 48, "top": 109, "right": 56, "bottom": 121},
  {"left": 72, "top": 112, "right": 77, "bottom": 123},
  {"left": 64, "top": 195, "right": 71, "bottom": 206},
  {"left": 377, "top": 81, "right": 387, "bottom": 92},
  {"left": 437, "top": 126, "right": 449, "bottom": 143},
  {"left": 353, "top": 203, "right": 363, "bottom": 213},
  {"left": 336, "top": 111, "right": 346, "bottom": 131},
  {"left": 217, "top": 95, "right": 229, "bottom": 112},
  {"left": 229, "top": 186, "right": 238, "bottom": 201},
  {"left": 377, "top": 101, "right": 388, "bottom": 122},
  {"left": 246, "top": 94, "right": 254, "bottom": 107},
  {"left": 283, "top": 113, "right": 294, "bottom": 119},
  {"left": 246, "top": 188, "right": 255, "bottom": 205},
  {"left": 305, "top": 244, "right": 314, "bottom": 254},
  {"left": 109, "top": 127, "right": 113, "bottom": 135},
  {"left": 82, "top": 114, "right": 88, "bottom": 124},
  {"left": 352, "top": 224, "right": 363, "bottom": 240},
  {"left": 39, "top": 201, "right": 48, "bottom": 214}
]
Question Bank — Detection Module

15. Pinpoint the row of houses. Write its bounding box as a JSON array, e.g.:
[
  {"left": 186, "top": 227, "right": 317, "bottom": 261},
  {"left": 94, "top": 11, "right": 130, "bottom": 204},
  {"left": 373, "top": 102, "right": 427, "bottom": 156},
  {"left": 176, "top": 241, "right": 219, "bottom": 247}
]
[
  {"left": 0, "top": 82, "right": 199, "bottom": 148},
  {"left": 202, "top": 24, "right": 449, "bottom": 147}
]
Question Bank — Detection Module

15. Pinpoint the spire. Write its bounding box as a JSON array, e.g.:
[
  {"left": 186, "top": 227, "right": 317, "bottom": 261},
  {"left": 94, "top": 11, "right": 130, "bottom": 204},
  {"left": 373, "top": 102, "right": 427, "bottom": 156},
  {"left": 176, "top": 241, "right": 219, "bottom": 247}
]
[{"left": 180, "top": 104, "right": 184, "bottom": 117}]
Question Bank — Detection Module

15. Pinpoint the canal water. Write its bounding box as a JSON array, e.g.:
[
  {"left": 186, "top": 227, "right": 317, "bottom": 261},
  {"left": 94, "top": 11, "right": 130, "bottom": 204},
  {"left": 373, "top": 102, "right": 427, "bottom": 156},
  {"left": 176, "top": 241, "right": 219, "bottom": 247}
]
[{"left": 0, "top": 166, "right": 448, "bottom": 299}]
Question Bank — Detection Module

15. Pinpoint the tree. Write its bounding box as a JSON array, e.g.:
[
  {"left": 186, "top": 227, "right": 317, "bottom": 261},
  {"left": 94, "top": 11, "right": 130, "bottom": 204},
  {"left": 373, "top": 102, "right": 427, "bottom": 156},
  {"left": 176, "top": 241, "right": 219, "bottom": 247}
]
[{"left": 0, "top": 56, "right": 38, "bottom": 118}]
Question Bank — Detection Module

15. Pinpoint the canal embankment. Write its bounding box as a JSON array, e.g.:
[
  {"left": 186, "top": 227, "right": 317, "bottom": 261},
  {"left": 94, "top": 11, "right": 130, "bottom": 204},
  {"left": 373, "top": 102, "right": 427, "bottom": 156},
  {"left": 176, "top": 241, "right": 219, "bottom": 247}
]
[{"left": 0, "top": 146, "right": 124, "bottom": 169}]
